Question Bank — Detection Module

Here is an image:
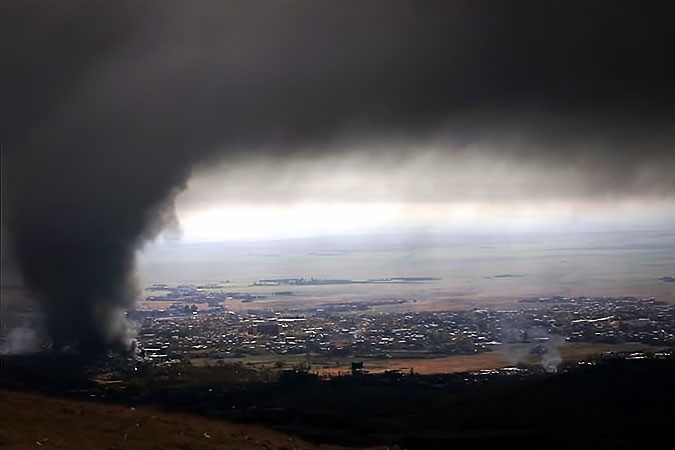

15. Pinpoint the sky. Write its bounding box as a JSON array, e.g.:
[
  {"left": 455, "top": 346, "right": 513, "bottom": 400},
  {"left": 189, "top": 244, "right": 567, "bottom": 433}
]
[
  {"left": 175, "top": 132, "right": 675, "bottom": 242},
  {"left": 2, "top": 0, "right": 673, "bottom": 353}
]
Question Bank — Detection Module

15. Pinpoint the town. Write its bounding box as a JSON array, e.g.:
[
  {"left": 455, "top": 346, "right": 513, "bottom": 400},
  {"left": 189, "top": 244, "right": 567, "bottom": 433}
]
[{"left": 130, "top": 288, "right": 675, "bottom": 369}]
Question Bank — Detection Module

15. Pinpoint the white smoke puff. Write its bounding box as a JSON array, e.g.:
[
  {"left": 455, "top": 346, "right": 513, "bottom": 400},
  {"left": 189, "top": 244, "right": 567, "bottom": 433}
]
[
  {"left": 524, "top": 327, "right": 566, "bottom": 372},
  {"left": 497, "top": 324, "right": 566, "bottom": 372},
  {"left": 541, "top": 334, "right": 565, "bottom": 373},
  {"left": 0, "top": 327, "right": 39, "bottom": 355},
  {"left": 98, "top": 306, "right": 140, "bottom": 356}
]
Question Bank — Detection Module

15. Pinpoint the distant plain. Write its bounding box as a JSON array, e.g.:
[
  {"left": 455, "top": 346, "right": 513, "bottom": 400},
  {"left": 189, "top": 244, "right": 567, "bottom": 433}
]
[{"left": 137, "top": 230, "right": 675, "bottom": 309}]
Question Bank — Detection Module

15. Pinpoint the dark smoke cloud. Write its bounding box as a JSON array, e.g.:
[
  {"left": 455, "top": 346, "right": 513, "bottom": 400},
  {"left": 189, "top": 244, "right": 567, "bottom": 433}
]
[{"left": 2, "top": 1, "right": 673, "bottom": 354}]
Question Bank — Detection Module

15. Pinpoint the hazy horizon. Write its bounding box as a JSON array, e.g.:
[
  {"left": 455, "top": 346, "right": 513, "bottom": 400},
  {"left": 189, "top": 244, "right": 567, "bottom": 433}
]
[{"left": 137, "top": 228, "right": 675, "bottom": 307}]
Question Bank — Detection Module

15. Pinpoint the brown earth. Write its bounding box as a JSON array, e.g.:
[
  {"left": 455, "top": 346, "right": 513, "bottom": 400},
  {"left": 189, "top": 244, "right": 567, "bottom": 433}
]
[
  {"left": 315, "top": 342, "right": 660, "bottom": 376},
  {"left": 0, "top": 390, "right": 380, "bottom": 450}
]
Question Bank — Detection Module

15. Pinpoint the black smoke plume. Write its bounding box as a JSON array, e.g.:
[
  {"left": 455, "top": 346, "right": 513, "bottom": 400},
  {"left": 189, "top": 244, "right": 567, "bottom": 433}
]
[{"left": 2, "top": 1, "right": 672, "bottom": 354}]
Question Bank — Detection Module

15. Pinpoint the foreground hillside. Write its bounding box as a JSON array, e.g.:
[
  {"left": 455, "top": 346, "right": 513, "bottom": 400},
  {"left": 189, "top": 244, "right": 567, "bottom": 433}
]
[
  {"left": 0, "top": 390, "right": 370, "bottom": 450},
  {"left": 1, "top": 356, "right": 674, "bottom": 449}
]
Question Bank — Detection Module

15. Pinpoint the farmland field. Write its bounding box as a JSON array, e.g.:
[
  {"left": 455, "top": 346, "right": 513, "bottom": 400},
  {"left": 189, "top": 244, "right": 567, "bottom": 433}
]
[{"left": 188, "top": 342, "right": 662, "bottom": 376}]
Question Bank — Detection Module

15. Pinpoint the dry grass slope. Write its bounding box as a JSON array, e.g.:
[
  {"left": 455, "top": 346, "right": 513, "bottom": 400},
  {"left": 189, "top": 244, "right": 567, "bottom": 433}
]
[{"left": 0, "top": 390, "right": 377, "bottom": 450}]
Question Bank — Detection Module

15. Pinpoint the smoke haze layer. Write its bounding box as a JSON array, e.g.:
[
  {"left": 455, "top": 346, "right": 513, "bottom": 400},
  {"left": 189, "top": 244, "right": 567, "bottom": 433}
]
[{"left": 2, "top": 1, "right": 673, "bottom": 354}]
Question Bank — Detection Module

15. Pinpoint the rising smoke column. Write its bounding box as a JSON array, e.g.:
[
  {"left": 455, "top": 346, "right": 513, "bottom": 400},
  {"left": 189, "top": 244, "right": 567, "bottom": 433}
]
[
  {"left": 2, "top": 1, "right": 672, "bottom": 355},
  {"left": 1, "top": 1, "right": 205, "bottom": 353}
]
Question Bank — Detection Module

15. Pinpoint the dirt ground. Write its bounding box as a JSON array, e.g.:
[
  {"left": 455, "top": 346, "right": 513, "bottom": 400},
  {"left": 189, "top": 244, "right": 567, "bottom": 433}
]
[
  {"left": 315, "top": 342, "right": 660, "bottom": 376},
  {"left": 0, "top": 390, "right": 381, "bottom": 450}
]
